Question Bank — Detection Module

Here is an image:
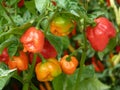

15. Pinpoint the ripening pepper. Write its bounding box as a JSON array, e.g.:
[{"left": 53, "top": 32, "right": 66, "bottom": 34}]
[
  {"left": 60, "top": 55, "right": 78, "bottom": 74},
  {"left": 20, "top": 27, "right": 45, "bottom": 53},
  {"left": 50, "top": 14, "right": 75, "bottom": 36},
  {"left": 35, "top": 58, "right": 62, "bottom": 81},
  {"left": 86, "top": 17, "right": 116, "bottom": 51},
  {"left": 8, "top": 51, "right": 28, "bottom": 71}
]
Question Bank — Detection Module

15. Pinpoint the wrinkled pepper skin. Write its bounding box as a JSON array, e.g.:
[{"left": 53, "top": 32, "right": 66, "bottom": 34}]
[
  {"left": 60, "top": 55, "right": 78, "bottom": 74},
  {"left": 35, "top": 58, "right": 62, "bottom": 81},
  {"left": 86, "top": 17, "right": 116, "bottom": 51},
  {"left": 29, "top": 39, "right": 57, "bottom": 64},
  {"left": 20, "top": 27, "right": 45, "bottom": 53},
  {"left": 8, "top": 51, "right": 28, "bottom": 71}
]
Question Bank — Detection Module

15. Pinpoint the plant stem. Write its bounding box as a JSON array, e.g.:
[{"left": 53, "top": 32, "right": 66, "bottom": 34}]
[
  {"left": 74, "top": 20, "right": 87, "bottom": 90},
  {"left": 36, "top": 13, "right": 46, "bottom": 29},
  {"left": 28, "top": 54, "right": 37, "bottom": 80},
  {"left": 30, "top": 82, "right": 39, "bottom": 90},
  {"left": 22, "top": 54, "right": 37, "bottom": 90},
  {"left": 22, "top": 83, "right": 29, "bottom": 90},
  {"left": 66, "top": 46, "right": 82, "bottom": 61},
  {"left": 38, "top": 53, "right": 47, "bottom": 63},
  {"left": 68, "top": 45, "right": 75, "bottom": 52},
  {"left": 12, "top": 72, "right": 23, "bottom": 84}
]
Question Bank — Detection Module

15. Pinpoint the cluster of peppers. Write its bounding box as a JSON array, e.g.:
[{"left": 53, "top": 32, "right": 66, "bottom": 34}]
[
  {"left": 0, "top": 12, "right": 78, "bottom": 83},
  {"left": 0, "top": 1, "right": 117, "bottom": 88},
  {"left": 0, "top": 15, "right": 116, "bottom": 82}
]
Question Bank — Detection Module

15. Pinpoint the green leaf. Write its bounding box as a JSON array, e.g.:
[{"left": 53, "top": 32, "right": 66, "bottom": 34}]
[
  {"left": 67, "top": 2, "right": 86, "bottom": 17},
  {"left": 34, "top": 0, "right": 49, "bottom": 14},
  {"left": 98, "top": 37, "right": 117, "bottom": 60},
  {"left": 56, "top": 0, "right": 68, "bottom": 8},
  {"left": 0, "top": 3, "right": 4, "bottom": 16},
  {"left": 53, "top": 65, "right": 109, "bottom": 90},
  {"left": 80, "top": 65, "right": 95, "bottom": 80},
  {"left": 52, "top": 73, "right": 66, "bottom": 90},
  {"left": 106, "top": 37, "right": 117, "bottom": 52},
  {"left": 0, "top": 63, "right": 16, "bottom": 90},
  {"left": 61, "top": 36, "right": 70, "bottom": 49},
  {"left": 8, "top": 38, "right": 19, "bottom": 57},
  {"left": 25, "top": 1, "right": 36, "bottom": 15},
  {"left": 53, "top": 72, "right": 78, "bottom": 90},
  {"left": 53, "top": 65, "right": 101, "bottom": 90},
  {"left": 46, "top": 33, "right": 63, "bottom": 58},
  {"left": 76, "top": 77, "right": 110, "bottom": 90},
  {"left": 0, "top": 22, "right": 32, "bottom": 40},
  {"left": 98, "top": 52, "right": 105, "bottom": 60},
  {"left": 12, "top": 22, "right": 32, "bottom": 35},
  {"left": 9, "top": 0, "right": 18, "bottom": 6},
  {"left": 0, "top": 35, "right": 17, "bottom": 54}
]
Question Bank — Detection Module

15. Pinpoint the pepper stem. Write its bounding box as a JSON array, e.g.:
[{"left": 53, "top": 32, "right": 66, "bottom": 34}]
[
  {"left": 22, "top": 53, "right": 37, "bottom": 90},
  {"left": 66, "top": 46, "right": 82, "bottom": 61},
  {"left": 74, "top": 18, "right": 87, "bottom": 90},
  {"left": 38, "top": 53, "right": 47, "bottom": 63},
  {"left": 36, "top": 12, "right": 46, "bottom": 29}
]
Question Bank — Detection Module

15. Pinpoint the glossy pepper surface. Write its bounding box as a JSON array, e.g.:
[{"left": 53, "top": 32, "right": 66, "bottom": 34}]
[
  {"left": 60, "top": 55, "right": 78, "bottom": 74},
  {"left": 20, "top": 27, "right": 45, "bottom": 53},
  {"left": 86, "top": 17, "right": 116, "bottom": 51},
  {"left": 29, "top": 39, "right": 57, "bottom": 64},
  {"left": 35, "top": 58, "right": 62, "bottom": 81},
  {"left": 40, "top": 39, "right": 57, "bottom": 59},
  {"left": 50, "top": 14, "right": 75, "bottom": 36}
]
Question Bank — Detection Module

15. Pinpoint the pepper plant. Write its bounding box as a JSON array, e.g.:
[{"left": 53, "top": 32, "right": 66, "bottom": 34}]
[{"left": 0, "top": 0, "right": 120, "bottom": 90}]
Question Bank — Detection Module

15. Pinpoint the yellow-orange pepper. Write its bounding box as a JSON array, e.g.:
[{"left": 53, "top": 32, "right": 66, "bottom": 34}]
[{"left": 35, "top": 58, "right": 62, "bottom": 82}]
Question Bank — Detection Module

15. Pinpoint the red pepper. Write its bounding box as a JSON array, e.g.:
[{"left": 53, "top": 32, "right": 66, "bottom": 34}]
[
  {"left": 20, "top": 27, "right": 45, "bottom": 53},
  {"left": 51, "top": 1, "right": 57, "bottom": 6},
  {"left": 86, "top": 17, "right": 116, "bottom": 51},
  {"left": 29, "top": 39, "right": 57, "bottom": 64},
  {"left": 116, "top": 45, "right": 120, "bottom": 53},
  {"left": 117, "top": 0, "right": 120, "bottom": 4},
  {"left": 17, "top": 0, "right": 24, "bottom": 8},
  {"left": 0, "top": 48, "right": 9, "bottom": 64},
  {"left": 40, "top": 39, "right": 57, "bottom": 59},
  {"left": 91, "top": 57, "right": 104, "bottom": 72},
  {"left": 106, "top": 0, "right": 110, "bottom": 6}
]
